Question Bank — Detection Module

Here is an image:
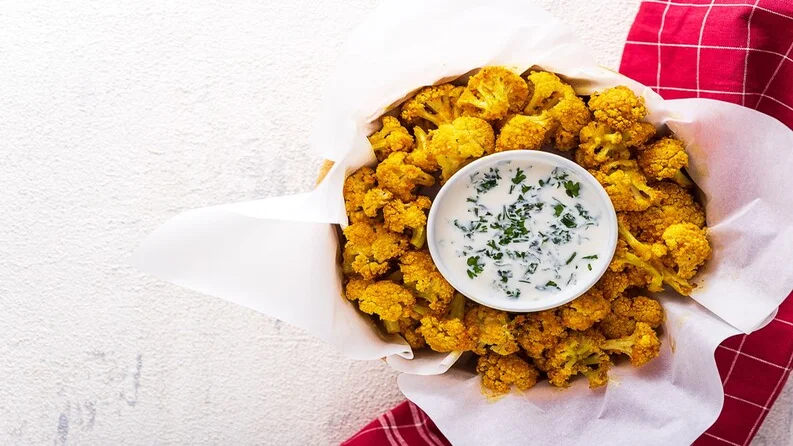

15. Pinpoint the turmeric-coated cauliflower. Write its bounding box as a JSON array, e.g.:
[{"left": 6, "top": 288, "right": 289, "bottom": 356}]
[
  {"left": 368, "top": 116, "right": 414, "bottom": 161},
  {"left": 343, "top": 167, "right": 377, "bottom": 223},
  {"left": 494, "top": 113, "right": 554, "bottom": 152},
  {"left": 590, "top": 160, "right": 659, "bottom": 211},
  {"left": 466, "top": 306, "right": 519, "bottom": 355},
  {"left": 559, "top": 287, "right": 611, "bottom": 331},
  {"left": 524, "top": 71, "right": 591, "bottom": 150},
  {"left": 458, "top": 67, "right": 529, "bottom": 120},
  {"left": 383, "top": 196, "right": 431, "bottom": 248},
  {"left": 601, "top": 322, "right": 661, "bottom": 366},
  {"left": 345, "top": 279, "right": 415, "bottom": 322},
  {"left": 588, "top": 86, "right": 647, "bottom": 131},
  {"left": 476, "top": 352, "right": 540, "bottom": 394},
  {"left": 429, "top": 116, "right": 495, "bottom": 182},
  {"left": 406, "top": 127, "right": 439, "bottom": 173},
  {"left": 399, "top": 250, "right": 455, "bottom": 312},
  {"left": 375, "top": 152, "right": 435, "bottom": 201},
  {"left": 512, "top": 310, "right": 567, "bottom": 359},
  {"left": 400, "top": 83, "right": 464, "bottom": 128},
  {"left": 419, "top": 315, "right": 476, "bottom": 353},
  {"left": 362, "top": 187, "right": 393, "bottom": 217},
  {"left": 575, "top": 122, "right": 629, "bottom": 168},
  {"left": 638, "top": 137, "right": 693, "bottom": 187},
  {"left": 384, "top": 317, "right": 426, "bottom": 350},
  {"left": 624, "top": 182, "right": 706, "bottom": 243},
  {"left": 342, "top": 221, "right": 408, "bottom": 279},
  {"left": 662, "top": 223, "right": 711, "bottom": 279},
  {"left": 545, "top": 330, "right": 611, "bottom": 388},
  {"left": 598, "top": 295, "right": 664, "bottom": 339}
]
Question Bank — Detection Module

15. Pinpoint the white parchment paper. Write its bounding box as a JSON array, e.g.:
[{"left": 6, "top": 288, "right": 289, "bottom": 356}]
[{"left": 133, "top": 0, "right": 793, "bottom": 443}]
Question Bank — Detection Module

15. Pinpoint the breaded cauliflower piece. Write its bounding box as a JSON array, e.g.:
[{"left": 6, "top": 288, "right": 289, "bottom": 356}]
[
  {"left": 342, "top": 221, "right": 408, "bottom": 279},
  {"left": 343, "top": 167, "right": 377, "bottom": 222},
  {"left": 601, "top": 322, "right": 661, "bottom": 367},
  {"left": 406, "top": 127, "right": 439, "bottom": 173},
  {"left": 368, "top": 116, "right": 414, "bottom": 161},
  {"left": 512, "top": 310, "right": 567, "bottom": 359},
  {"left": 559, "top": 287, "right": 611, "bottom": 331},
  {"left": 429, "top": 116, "right": 495, "bottom": 182},
  {"left": 599, "top": 295, "right": 664, "bottom": 339},
  {"left": 545, "top": 330, "right": 611, "bottom": 388},
  {"left": 638, "top": 137, "right": 693, "bottom": 187},
  {"left": 458, "top": 67, "right": 529, "bottom": 120},
  {"left": 401, "top": 84, "right": 464, "bottom": 128},
  {"left": 375, "top": 152, "right": 435, "bottom": 201},
  {"left": 662, "top": 223, "right": 712, "bottom": 279},
  {"left": 524, "top": 71, "right": 591, "bottom": 150},
  {"left": 362, "top": 187, "right": 393, "bottom": 217},
  {"left": 494, "top": 113, "right": 555, "bottom": 152},
  {"left": 466, "top": 306, "right": 519, "bottom": 355},
  {"left": 383, "top": 196, "right": 431, "bottom": 248},
  {"left": 590, "top": 160, "right": 659, "bottom": 212},
  {"left": 588, "top": 86, "right": 647, "bottom": 131},
  {"left": 624, "top": 182, "right": 706, "bottom": 243},
  {"left": 399, "top": 250, "right": 455, "bottom": 313},
  {"left": 477, "top": 352, "right": 540, "bottom": 394},
  {"left": 345, "top": 278, "right": 415, "bottom": 322}
]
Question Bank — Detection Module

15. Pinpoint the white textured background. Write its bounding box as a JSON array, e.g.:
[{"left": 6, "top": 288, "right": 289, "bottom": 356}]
[{"left": 1, "top": 1, "right": 790, "bottom": 444}]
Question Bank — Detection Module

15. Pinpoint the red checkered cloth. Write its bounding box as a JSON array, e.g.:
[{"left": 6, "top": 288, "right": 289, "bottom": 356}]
[{"left": 343, "top": 2, "right": 793, "bottom": 445}]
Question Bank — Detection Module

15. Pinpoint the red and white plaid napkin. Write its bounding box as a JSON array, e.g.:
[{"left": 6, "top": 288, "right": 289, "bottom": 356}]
[{"left": 343, "top": 1, "right": 793, "bottom": 445}]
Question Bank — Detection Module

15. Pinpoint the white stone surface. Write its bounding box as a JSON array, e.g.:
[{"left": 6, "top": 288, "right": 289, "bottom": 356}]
[{"left": 0, "top": 0, "right": 788, "bottom": 444}]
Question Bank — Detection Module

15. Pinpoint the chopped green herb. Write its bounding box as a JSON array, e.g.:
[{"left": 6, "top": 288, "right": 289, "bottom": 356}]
[
  {"left": 466, "top": 256, "right": 485, "bottom": 278},
  {"left": 563, "top": 180, "right": 581, "bottom": 198},
  {"left": 560, "top": 213, "right": 577, "bottom": 228},
  {"left": 582, "top": 254, "right": 598, "bottom": 260},
  {"left": 553, "top": 203, "right": 565, "bottom": 217},
  {"left": 587, "top": 264, "right": 593, "bottom": 271},
  {"left": 566, "top": 252, "right": 577, "bottom": 264}
]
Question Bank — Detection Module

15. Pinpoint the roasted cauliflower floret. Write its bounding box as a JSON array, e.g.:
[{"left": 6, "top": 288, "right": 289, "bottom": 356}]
[
  {"left": 477, "top": 352, "right": 540, "bottom": 394},
  {"left": 599, "top": 295, "right": 664, "bottom": 339},
  {"left": 594, "top": 270, "right": 633, "bottom": 301},
  {"left": 575, "top": 122, "right": 629, "bottom": 168},
  {"left": 625, "top": 182, "right": 706, "bottom": 243},
  {"left": 362, "top": 187, "right": 393, "bottom": 217},
  {"left": 588, "top": 85, "right": 647, "bottom": 131},
  {"left": 601, "top": 322, "right": 661, "bottom": 367},
  {"left": 466, "top": 306, "right": 519, "bottom": 356},
  {"left": 375, "top": 152, "right": 435, "bottom": 201},
  {"left": 662, "top": 223, "right": 712, "bottom": 279},
  {"left": 429, "top": 116, "right": 495, "bottom": 182},
  {"left": 559, "top": 287, "right": 611, "bottom": 331},
  {"left": 406, "top": 127, "right": 439, "bottom": 173},
  {"left": 419, "top": 314, "right": 475, "bottom": 353},
  {"left": 343, "top": 167, "right": 377, "bottom": 222},
  {"left": 545, "top": 330, "right": 611, "bottom": 388},
  {"left": 524, "top": 71, "right": 591, "bottom": 150},
  {"left": 458, "top": 67, "right": 529, "bottom": 120},
  {"left": 383, "top": 318, "right": 426, "bottom": 350},
  {"left": 383, "top": 196, "right": 431, "bottom": 248},
  {"left": 345, "top": 279, "right": 415, "bottom": 322},
  {"left": 638, "top": 137, "right": 693, "bottom": 187},
  {"left": 494, "top": 113, "right": 555, "bottom": 152},
  {"left": 399, "top": 250, "right": 455, "bottom": 312},
  {"left": 512, "top": 310, "right": 567, "bottom": 359},
  {"left": 400, "top": 83, "right": 464, "bottom": 128},
  {"left": 368, "top": 116, "right": 414, "bottom": 161},
  {"left": 611, "top": 230, "right": 695, "bottom": 296},
  {"left": 590, "top": 160, "right": 659, "bottom": 211},
  {"left": 342, "top": 221, "right": 408, "bottom": 279}
]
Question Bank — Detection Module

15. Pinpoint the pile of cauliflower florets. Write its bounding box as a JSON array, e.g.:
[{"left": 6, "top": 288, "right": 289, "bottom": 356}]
[{"left": 341, "top": 67, "right": 712, "bottom": 395}]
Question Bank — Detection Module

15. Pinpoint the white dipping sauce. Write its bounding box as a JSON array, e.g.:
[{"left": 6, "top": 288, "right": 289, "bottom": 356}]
[{"left": 430, "top": 155, "right": 614, "bottom": 309}]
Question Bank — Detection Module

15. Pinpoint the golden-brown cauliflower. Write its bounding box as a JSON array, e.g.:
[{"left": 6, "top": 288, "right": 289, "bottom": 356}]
[
  {"left": 400, "top": 250, "right": 455, "bottom": 313},
  {"left": 598, "top": 295, "right": 664, "bottom": 339},
  {"left": 345, "top": 279, "right": 415, "bottom": 321},
  {"left": 494, "top": 113, "right": 554, "bottom": 152},
  {"left": 400, "top": 83, "right": 464, "bottom": 128},
  {"left": 512, "top": 310, "right": 567, "bottom": 359},
  {"left": 524, "top": 71, "right": 591, "bottom": 150},
  {"left": 362, "top": 187, "right": 393, "bottom": 217},
  {"left": 383, "top": 196, "right": 431, "bottom": 248},
  {"left": 476, "top": 352, "right": 540, "bottom": 394},
  {"left": 638, "top": 137, "right": 693, "bottom": 187},
  {"left": 545, "top": 330, "right": 611, "bottom": 388},
  {"left": 418, "top": 315, "right": 476, "bottom": 353},
  {"left": 590, "top": 160, "right": 659, "bottom": 211},
  {"left": 559, "top": 287, "right": 611, "bottom": 331},
  {"left": 624, "top": 182, "right": 706, "bottom": 243},
  {"left": 458, "top": 67, "right": 529, "bottom": 120},
  {"left": 342, "top": 221, "right": 408, "bottom": 279},
  {"left": 601, "top": 322, "right": 661, "bottom": 366},
  {"left": 466, "top": 306, "right": 519, "bottom": 355},
  {"left": 406, "top": 127, "right": 439, "bottom": 172},
  {"left": 368, "top": 116, "right": 414, "bottom": 161},
  {"left": 383, "top": 317, "right": 426, "bottom": 350},
  {"left": 343, "top": 167, "right": 377, "bottom": 223},
  {"left": 375, "top": 152, "right": 435, "bottom": 201},
  {"left": 662, "top": 223, "right": 712, "bottom": 279},
  {"left": 588, "top": 85, "right": 647, "bottom": 131},
  {"left": 429, "top": 116, "right": 495, "bottom": 182}
]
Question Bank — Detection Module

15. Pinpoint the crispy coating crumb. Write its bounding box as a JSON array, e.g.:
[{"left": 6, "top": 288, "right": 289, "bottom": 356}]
[
  {"left": 458, "top": 67, "right": 529, "bottom": 120},
  {"left": 477, "top": 352, "right": 539, "bottom": 394},
  {"left": 368, "top": 116, "right": 414, "bottom": 161},
  {"left": 346, "top": 279, "right": 415, "bottom": 321}
]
